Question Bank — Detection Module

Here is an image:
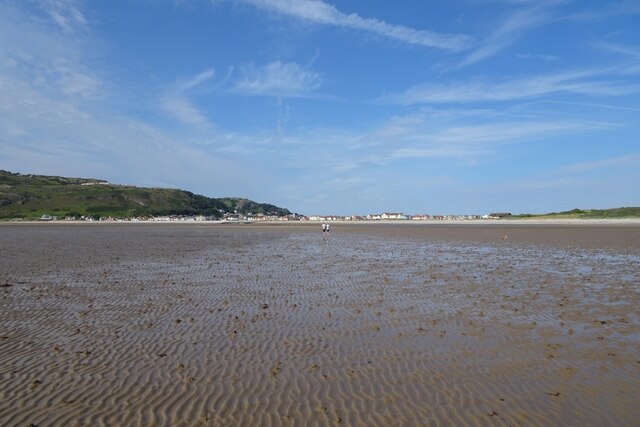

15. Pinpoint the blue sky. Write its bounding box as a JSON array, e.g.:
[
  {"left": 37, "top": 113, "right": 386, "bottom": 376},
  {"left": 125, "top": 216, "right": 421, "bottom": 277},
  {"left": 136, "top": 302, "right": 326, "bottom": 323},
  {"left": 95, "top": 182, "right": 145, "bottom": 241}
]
[{"left": 1, "top": 0, "right": 639, "bottom": 215}]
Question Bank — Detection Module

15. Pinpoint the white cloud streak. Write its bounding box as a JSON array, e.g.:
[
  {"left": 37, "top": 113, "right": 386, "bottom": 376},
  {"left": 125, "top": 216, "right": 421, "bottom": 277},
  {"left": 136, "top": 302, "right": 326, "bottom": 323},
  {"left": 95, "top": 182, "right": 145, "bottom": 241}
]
[
  {"left": 390, "top": 120, "right": 604, "bottom": 159},
  {"left": 515, "top": 178, "right": 578, "bottom": 190},
  {"left": 242, "top": 0, "right": 474, "bottom": 51},
  {"left": 178, "top": 68, "right": 215, "bottom": 91},
  {"left": 560, "top": 1, "right": 640, "bottom": 22},
  {"left": 161, "top": 69, "right": 216, "bottom": 126},
  {"left": 57, "top": 71, "right": 101, "bottom": 97},
  {"left": 42, "top": 0, "right": 88, "bottom": 34},
  {"left": 386, "top": 67, "right": 640, "bottom": 105},
  {"left": 0, "top": 2, "right": 102, "bottom": 100},
  {"left": 458, "top": 7, "right": 548, "bottom": 67},
  {"left": 516, "top": 53, "right": 560, "bottom": 61},
  {"left": 255, "top": 109, "right": 608, "bottom": 180},
  {"left": 160, "top": 96, "right": 210, "bottom": 125},
  {"left": 234, "top": 61, "right": 321, "bottom": 97},
  {"left": 593, "top": 43, "right": 640, "bottom": 60},
  {"left": 558, "top": 154, "right": 640, "bottom": 173},
  {"left": 392, "top": 147, "right": 488, "bottom": 159}
]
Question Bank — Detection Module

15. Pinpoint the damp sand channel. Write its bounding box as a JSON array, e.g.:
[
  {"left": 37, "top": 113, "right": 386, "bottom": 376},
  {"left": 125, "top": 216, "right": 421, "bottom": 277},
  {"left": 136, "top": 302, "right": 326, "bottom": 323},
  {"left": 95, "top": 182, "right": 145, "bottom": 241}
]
[{"left": 1, "top": 223, "right": 639, "bottom": 426}]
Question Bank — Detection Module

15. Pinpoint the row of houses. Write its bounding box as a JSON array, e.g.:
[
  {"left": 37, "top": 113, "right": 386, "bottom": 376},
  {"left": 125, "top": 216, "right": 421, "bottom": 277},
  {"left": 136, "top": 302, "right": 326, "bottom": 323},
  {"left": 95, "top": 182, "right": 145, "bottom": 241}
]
[
  {"left": 41, "top": 212, "right": 511, "bottom": 222},
  {"left": 69, "top": 213, "right": 304, "bottom": 222},
  {"left": 305, "top": 213, "right": 491, "bottom": 221}
]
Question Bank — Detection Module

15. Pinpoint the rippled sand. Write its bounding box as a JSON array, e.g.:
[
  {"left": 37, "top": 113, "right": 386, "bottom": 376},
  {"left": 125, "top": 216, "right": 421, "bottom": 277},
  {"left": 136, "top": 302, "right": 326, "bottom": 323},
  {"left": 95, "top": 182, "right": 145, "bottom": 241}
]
[{"left": 1, "top": 223, "right": 639, "bottom": 426}]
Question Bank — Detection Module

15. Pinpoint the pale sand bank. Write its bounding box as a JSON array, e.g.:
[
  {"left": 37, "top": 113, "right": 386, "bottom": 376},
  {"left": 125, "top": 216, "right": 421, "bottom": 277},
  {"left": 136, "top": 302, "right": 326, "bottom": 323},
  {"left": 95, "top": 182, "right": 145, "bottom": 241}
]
[{"left": 1, "top": 224, "right": 638, "bottom": 426}]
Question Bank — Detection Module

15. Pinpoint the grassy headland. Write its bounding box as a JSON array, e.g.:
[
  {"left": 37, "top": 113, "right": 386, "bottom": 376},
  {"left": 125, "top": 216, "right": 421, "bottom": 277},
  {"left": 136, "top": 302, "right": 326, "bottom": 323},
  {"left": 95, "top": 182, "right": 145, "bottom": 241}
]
[
  {"left": 511, "top": 207, "right": 640, "bottom": 220},
  {"left": 0, "top": 170, "right": 291, "bottom": 220}
]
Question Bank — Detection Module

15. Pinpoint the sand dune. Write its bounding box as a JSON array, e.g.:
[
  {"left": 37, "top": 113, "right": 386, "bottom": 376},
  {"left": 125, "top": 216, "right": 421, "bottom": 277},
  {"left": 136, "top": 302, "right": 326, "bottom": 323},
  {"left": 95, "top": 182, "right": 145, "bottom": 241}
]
[{"left": 1, "top": 223, "right": 638, "bottom": 426}]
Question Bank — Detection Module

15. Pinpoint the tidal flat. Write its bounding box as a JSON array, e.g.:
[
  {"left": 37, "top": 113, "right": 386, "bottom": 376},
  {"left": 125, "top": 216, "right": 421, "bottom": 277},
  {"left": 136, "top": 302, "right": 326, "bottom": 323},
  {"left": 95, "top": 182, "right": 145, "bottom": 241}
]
[{"left": 1, "top": 223, "right": 639, "bottom": 426}]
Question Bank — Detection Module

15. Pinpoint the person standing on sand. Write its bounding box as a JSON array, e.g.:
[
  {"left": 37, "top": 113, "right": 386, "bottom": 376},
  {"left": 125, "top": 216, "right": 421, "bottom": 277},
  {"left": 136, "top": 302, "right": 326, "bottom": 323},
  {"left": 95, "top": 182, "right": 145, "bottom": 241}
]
[{"left": 321, "top": 222, "right": 330, "bottom": 243}]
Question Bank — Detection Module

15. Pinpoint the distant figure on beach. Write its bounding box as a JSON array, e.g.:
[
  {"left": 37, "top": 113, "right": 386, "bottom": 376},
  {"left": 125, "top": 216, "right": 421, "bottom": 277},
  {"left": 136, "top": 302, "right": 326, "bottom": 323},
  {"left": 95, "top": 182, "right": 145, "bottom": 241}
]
[{"left": 322, "top": 223, "right": 327, "bottom": 233}]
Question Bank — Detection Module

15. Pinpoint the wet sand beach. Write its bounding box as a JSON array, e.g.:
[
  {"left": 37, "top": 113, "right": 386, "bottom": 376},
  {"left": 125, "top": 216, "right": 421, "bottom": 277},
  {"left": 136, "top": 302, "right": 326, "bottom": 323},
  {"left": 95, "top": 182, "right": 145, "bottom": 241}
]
[{"left": 1, "top": 222, "right": 639, "bottom": 426}]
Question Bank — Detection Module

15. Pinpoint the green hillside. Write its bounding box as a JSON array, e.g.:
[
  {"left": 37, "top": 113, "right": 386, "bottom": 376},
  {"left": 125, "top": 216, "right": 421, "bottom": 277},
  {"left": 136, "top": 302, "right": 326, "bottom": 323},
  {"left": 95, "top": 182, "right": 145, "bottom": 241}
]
[
  {"left": 512, "top": 207, "right": 640, "bottom": 219},
  {"left": 0, "top": 170, "right": 291, "bottom": 220}
]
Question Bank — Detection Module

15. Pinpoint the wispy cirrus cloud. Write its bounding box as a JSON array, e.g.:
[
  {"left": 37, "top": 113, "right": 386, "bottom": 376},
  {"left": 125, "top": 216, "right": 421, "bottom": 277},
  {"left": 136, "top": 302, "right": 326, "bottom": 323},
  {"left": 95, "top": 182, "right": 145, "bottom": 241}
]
[
  {"left": 161, "top": 69, "right": 216, "bottom": 126},
  {"left": 558, "top": 154, "right": 640, "bottom": 173},
  {"left": 458, "top": 7, "right": 549, "bottom": 67},
  {"left": 390, "top": 120, "right": 605, "bottom": 159},
  {"left": 57, "top": 71, "right": 101, "bottom": 97},
  {"left": 510, "top": 178, "right": 578, "bottom": 190},
  {"left": 385, "top": 67, "right": 640, "bottom": 105},
  {"left": 178, "top": 69, "right": 216, "bottom": 91},
  {"left": 241, "top": 0, "right": 474, "bottom": 51},
  {"left": 160, "top": 96, "right": 210, "bottom": 126},
  {"left": 516, "top": 52, "right": 560, "bottom": 61},
  {"left": 42, "top": 0, "right": 88, "bottom": 35},
  {"left": 392, "top": 147, "right": 488, "bottom": 159},
  {"left": 234, "top": 61, "right": 322, "bottom": 97},
  {"left": 0, "top": 2, "right": 102, "bottom": 100},
  {"left": 593, "top": 42, "right": 640, "bottom": 60},
  {"left": 260, "top": 109, "right": 607, "bottom": 177},
  {"left": 561, "top": 0, "right": 640, "bottom": 22}
]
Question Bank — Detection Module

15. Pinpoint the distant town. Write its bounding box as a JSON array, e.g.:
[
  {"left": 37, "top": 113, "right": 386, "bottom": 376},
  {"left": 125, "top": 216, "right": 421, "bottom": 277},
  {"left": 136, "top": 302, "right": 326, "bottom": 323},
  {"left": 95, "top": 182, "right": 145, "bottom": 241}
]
[
  {"left": 36, "top": 212, "right": 513, "bottom": 222},
  {"left": 2, "top": 171, "right": 524, "bottom": 223}
]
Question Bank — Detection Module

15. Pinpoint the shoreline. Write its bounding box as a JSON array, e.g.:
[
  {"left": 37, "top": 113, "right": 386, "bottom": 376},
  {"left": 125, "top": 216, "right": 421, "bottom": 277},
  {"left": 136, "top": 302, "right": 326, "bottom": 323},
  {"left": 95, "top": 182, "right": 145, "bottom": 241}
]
[{"left": 3, "top": 217, "right": 640, "bottom": 226}]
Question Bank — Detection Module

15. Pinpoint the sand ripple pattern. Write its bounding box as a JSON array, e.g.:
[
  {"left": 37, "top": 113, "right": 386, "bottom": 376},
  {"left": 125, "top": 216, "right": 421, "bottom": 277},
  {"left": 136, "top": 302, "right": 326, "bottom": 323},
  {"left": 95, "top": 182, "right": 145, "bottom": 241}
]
[{"left": 1, "top": 224, "right": 639, "bottom": 426}]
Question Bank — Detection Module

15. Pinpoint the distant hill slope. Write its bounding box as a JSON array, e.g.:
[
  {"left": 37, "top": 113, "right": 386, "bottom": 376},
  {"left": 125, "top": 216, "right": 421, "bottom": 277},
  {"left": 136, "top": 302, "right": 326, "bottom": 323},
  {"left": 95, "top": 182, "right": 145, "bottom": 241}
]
[
  {"left": 0, "top": 170, "right": 291, "bottom": 220},
  {"left": 512, "top": 207, "right": 640, "bottom": 219}
]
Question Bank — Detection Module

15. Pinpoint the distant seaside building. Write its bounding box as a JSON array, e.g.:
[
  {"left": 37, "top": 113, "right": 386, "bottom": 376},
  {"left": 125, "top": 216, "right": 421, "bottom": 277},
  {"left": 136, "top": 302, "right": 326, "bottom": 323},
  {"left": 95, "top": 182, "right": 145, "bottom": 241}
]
[
  {"left": 381, "top": 213, "right": 407, "bottom": 220},
  {"left": 487, "top": 212, "right": 512, "bottom": 219},
  {"left": 412, "top": 214, "right": 429, "bottom": 220}
]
